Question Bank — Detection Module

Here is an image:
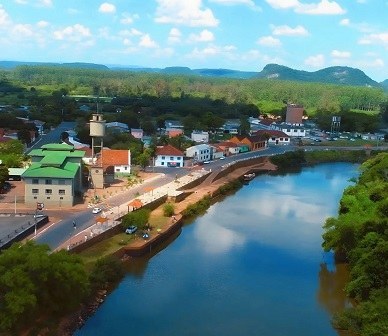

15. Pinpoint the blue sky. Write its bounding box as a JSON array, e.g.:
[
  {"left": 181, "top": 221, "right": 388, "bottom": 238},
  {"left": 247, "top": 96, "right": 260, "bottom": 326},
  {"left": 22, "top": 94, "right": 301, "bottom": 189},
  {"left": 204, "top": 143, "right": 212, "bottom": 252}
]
[{"left": 0, "top": 0, "right": 387, "bottom": 81}]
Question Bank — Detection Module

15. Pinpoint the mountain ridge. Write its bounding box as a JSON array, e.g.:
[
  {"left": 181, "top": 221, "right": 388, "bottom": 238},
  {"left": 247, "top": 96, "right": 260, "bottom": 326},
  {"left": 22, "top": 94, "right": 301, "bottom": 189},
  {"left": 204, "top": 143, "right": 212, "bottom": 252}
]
[{"left": 0, "top": 60, "right": 385, "bottom": 89}]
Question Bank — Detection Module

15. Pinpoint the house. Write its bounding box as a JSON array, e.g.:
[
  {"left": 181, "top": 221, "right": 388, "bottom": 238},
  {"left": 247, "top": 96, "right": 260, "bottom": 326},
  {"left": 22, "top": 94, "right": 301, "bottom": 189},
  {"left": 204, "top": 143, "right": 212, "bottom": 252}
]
[
  {"left": 105, "top": 122, "right": 129, "bottom": 134},
  {"left": 155, "top": 145, "right": 184, "bottom": 167},
  {"left": 229, "top": 134, "right": 267, "bottom": 151},
  {"left": 166, "top": 128, "right": 184, "bottom": 138},
  {"left": 270, "top": 122, "right": 306, "bottom": 137},
  {"left": 98, "top": 149, "right": 131, "bottom": 183},
  {"left": 191, "top": 131, "right": 209, "bottom": 143},
  {"left": 252, "top": 130, "right": 290, "bottom": 145},
  {"left": 186, "top": 144, "right": 212, "bottom": 163},
  {"left": 22, "top": 143, "right": 85, "bottom": 207},
  {"left": 210, "top": 145, "right": 225, "bottom": 160},
  {"left": 258, "top": 119, "right": 276, "bottom": 130},
  {"left": 221, "top": 119, "right": 240, "bottom": 134},
  {"left": 164, "top": 120, "right": 184, "bottom": 129},
  {"left": 131, "top": 128, "right": 144, "bottom": 140},
  {"left": 215, "top": 141, "right": 240, "bottom": 156}
]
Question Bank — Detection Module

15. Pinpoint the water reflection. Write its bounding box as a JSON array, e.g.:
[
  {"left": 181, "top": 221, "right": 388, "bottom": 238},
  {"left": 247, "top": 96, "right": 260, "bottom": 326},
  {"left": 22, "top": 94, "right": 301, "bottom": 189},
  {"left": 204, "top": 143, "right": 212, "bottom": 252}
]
[{"left": 75, "top": 163, "right": 359, "bottom": 336}]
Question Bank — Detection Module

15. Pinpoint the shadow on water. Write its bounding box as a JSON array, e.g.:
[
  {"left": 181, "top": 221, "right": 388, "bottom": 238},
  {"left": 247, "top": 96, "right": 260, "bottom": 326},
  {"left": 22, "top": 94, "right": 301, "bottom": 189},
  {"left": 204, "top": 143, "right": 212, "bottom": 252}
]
[
  {"left": 317, "top": 260, "right": 356, "bottom": 336},
  {"left": 122, "top": 227, "right": 182, "bottom": 278}
]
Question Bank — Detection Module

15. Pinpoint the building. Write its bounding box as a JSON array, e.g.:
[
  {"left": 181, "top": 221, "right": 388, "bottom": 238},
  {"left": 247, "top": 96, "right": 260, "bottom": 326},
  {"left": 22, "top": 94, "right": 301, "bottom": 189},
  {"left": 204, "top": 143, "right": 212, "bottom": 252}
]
[
  {"left": 164, "top": 120, "right": 184, "bottom": 129},
  {"left": 252, "top": 130, "right": 290, "bottom": 145},
  {"left": 105, "top": 122, "right": 129, "bottom": 134},
  {"left": 155, "top": 145, "right": 184, "bottom": 167},
  {"left": 215, "top": 141, "right": 240, "bottom": 156},
  {"left": 98, "top": 149, "right": 131, "bottom": 183},
  {"left": 286, "top": 104, "right": 304, "bottom": 125},
  {"left": 22, "top": 143, "right": 85, "bottom": 207},
  {"left": 221, "top": 119, "right": 240, "bottom": 134},
  {"left": 185, "top": 144, "right": 212, "bottom": 163},
  {"left": 131, "top": 128, "right": 144, "bottom": 140},
  {"left": 229, "top": 134, "right": 267, "bottom": 151},
  {"left": 166, "top": 128, "right": 184, "bottom": 138},
  {"left": 270, "top": 122, "right": 306, "bottom": 137},
  {"left": 191, "top": 131, "right": 209, "bottom": 143}
]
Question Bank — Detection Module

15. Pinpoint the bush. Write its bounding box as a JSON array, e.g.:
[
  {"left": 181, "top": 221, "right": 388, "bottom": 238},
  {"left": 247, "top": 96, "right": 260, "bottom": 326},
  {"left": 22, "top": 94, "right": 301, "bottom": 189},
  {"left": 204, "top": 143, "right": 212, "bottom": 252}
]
[
  {"left": 121, "top": 208, "right": 150, "bottom": 230},
  {"left": 182, "top": 195, "right": 211, "bottom": 218},
  {"left": 163, "top": 203, "right": 175, "bottom": 217},
  {"left": 89, "top": 256, "right": 125, "bottom": 290}
]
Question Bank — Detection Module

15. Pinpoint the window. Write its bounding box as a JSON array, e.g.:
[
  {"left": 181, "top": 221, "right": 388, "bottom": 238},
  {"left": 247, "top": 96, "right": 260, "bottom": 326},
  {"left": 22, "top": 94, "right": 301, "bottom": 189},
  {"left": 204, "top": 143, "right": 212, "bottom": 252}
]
[
  {"left": 293, "top": 129, "right": 297, "bottom": 132},
  {"left": 124, "top": 166, "right": 128, "bottom": 170},
  {"left": 59, "top": 190, "right": 65, "bottom": 195},
  {"left": 58, "top": 179, "right": 66, "bottom": 185},
  {"left": 161, "top": 162, "right": 165, "bottom": 165},
  {"left": 45, "top": 189, "right": 52, "bottom": 195},
  {"left": 32, "top": 179, "right": 39, "bottom": 184},
  {"left": 162, "top": 156, "right": 165, "bottom": 159},
  {"left": 32, "top": 189, "right": 39, "bottom": 194},
  {"left": 170, "top": 157, "right": 173, "bottom": 160},
  {"left": 60, "top": 197, "right": 63, "bottom": 200},
  {"left": 116, "top": 168, "right": 120, "bottom": 172},
  {"left": 45, "top": 179, "right": 52, "bottom": 185},
  {"left": 33, "top": 196, "right": 37, "bottom": 199}
]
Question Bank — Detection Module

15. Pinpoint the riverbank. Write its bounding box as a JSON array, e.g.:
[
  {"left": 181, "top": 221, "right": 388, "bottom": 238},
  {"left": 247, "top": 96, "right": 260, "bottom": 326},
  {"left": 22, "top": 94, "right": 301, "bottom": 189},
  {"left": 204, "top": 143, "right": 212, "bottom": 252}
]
[{"left": 54, "top": 158, "right": 277, "bottom": 336}]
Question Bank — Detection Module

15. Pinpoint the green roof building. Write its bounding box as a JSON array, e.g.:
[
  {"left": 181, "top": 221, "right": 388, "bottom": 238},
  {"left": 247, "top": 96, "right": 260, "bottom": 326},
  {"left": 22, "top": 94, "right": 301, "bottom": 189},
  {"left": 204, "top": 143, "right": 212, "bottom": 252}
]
[{"left": 22, "top": 143, "right": 85, "bottom": 207}]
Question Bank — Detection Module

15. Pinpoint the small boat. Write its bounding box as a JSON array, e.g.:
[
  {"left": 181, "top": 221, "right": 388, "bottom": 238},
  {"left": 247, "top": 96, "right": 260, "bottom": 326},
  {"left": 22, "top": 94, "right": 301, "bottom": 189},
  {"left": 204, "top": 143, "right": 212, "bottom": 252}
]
[{"left": 243, "top": 173, "right": 255, "bottom": 181}]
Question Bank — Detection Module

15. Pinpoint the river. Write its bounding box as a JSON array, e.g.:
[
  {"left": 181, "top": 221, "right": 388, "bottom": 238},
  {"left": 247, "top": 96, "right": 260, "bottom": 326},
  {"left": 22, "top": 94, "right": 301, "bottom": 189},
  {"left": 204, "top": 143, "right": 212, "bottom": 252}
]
[{"left": 75, "top": 163, "right": 358, "bottom": 336}]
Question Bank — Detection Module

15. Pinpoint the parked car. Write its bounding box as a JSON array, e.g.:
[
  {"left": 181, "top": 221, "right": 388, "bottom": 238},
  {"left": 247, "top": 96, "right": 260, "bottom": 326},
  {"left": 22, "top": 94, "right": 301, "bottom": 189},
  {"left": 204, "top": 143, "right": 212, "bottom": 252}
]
[
  {"left": 219, "top": 156, "right": 225, "bottom": 160},
  {"left": 203, "top": 161, "right": 210, "bottom": 164},
  {"left": 125, "top": 226, "right": 137, "bottom": 234},
  {"left": 92, "top": 207, "right": 102, "bottom": 214}
]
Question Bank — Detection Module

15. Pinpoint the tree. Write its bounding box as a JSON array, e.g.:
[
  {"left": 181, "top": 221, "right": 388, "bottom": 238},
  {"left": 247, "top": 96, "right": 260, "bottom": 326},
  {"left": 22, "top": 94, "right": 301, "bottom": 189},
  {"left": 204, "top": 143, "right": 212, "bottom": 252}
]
[
  {"left": 0, "top": 241, "right": 89, "bottom": 332},
  {"left": 0, "top": 165, "right": 9, "bottom": 185},
  {"left": 122, "top": 208, "right": 150, "bottom": 230},
  {"left": 136, "top": 150, "right": 152, "bottom": 170}
]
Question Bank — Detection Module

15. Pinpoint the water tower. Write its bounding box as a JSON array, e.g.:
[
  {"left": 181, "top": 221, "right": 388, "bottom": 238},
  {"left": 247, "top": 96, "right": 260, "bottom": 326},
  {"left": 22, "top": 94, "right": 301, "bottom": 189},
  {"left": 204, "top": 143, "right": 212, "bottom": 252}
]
[
  {"left": 89, "top": 113, "right": 106, "bottom": 189},
  {"left": 90, "top": 113, "right": 106, "bottom": 159}
]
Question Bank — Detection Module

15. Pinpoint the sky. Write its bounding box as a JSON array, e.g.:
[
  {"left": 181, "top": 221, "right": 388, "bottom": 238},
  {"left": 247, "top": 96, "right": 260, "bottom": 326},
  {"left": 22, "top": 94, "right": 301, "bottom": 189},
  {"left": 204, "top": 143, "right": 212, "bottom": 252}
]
[{"left": 0, "top": 0, "right": 387, "bottom": 81}]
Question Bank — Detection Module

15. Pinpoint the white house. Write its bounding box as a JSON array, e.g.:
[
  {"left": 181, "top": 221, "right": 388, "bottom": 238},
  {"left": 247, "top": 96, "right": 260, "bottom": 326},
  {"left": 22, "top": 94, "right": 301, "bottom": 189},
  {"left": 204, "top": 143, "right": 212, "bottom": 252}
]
[
  {"left": 191, "top": 131, "right": 209, "bottom": 143},
  {"left": 270, "top": 122, "right": 306, "bottom": 137},
  {"left": 155, "top": 145, "right": 184, "bottom": 168},
  {"left": 252, "top": 130, "right": 290, "bottom": 145},
  {"left": 186, "top": 144, "right": 212, "bottom": 163},
  {"left": 99, "top": 149, "right": 131, "bottom": 174}
]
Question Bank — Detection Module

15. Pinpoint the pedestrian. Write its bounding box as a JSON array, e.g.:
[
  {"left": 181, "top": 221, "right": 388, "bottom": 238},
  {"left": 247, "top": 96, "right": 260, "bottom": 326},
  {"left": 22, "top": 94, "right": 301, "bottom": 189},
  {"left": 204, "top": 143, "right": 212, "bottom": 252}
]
[
  {"left": 73, "top": 220, "right": 76, "bottom": 229},
  {"left": 84, "top": 235, "right": 88, "bottom": 242}
]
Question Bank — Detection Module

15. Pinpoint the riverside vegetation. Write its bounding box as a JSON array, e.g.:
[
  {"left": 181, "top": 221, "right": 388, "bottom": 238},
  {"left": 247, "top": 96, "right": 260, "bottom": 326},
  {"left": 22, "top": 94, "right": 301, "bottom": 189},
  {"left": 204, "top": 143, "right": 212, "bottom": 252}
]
[{"left": 322, "top": 152, "right": 388, "bottom": 336}]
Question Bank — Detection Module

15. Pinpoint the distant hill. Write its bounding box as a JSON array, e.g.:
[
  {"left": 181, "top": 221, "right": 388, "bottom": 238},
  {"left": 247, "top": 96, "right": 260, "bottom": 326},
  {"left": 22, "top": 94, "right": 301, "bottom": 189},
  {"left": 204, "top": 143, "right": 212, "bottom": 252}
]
[
  {"left": 0, "top": 61, "right": 109, "bottom": 70},
  {"left": 380, "top": 79, "right": 388, "bottom": 92},
  {"left": 0, "top": 60, "right": 384, "bottom": 88},
  {"left": 256, "top": 64, "right": 380, "bottom": 87}
]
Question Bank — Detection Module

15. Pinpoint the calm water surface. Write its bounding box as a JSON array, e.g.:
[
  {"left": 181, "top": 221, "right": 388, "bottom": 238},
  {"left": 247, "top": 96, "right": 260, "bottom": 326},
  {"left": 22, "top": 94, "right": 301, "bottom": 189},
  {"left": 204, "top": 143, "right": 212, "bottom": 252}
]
[{"left": 75, "top": 163, "right": 358, "bottom": 336}]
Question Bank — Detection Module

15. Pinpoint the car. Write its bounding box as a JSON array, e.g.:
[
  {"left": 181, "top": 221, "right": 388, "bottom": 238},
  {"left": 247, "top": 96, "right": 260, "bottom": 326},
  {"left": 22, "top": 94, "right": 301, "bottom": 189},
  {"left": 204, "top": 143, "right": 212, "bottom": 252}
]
[
  {"left": 219, "top": 156, "right": 225, "bottom": 160},
  {"left": 92, "top": 207, "right": 102, "bottom": 214},
  {"left": 203, "top": 161, "right": 210, "bottom": 164},
  {"left": 125, "top": 225, "right": 138, "bottom": 234}
]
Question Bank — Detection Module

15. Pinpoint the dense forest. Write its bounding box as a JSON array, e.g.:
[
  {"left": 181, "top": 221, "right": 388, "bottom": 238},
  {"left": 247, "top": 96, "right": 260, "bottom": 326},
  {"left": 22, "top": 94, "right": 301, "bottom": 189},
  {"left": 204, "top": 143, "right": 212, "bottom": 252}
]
[
  {"left": 322, "top": 152, "right": 388, "bottom": 336},
  {"left": 1, "top": 65, "right": 386, "bottom": 113}
]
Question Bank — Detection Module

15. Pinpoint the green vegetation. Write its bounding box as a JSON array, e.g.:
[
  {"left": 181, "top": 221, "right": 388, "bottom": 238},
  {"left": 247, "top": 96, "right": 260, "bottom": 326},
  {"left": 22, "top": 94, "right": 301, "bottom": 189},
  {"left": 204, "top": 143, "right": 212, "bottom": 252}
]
[
  {"left": 0, "top": 139, "right": 26, "bottom": 168},
  {"left": 121, "top": 208, "right": 151, "bottom": 230},
  {"left": 322, "top": 152, "right": 388, "bottom": 336},
  {"left": 217, "top": 179, "right": 243, "bottom": 195},
  {"left": 0, "top": 241, "right": 89, "bottom": 333},
  {"left": 89, "top": 256, "right": 125, "bottom": 291},
  {"left": 163, "top": 203, "right": 175, "bottom": 217},
  {"left": 182, "top": 195, "right": 212, "bottom": 218}
]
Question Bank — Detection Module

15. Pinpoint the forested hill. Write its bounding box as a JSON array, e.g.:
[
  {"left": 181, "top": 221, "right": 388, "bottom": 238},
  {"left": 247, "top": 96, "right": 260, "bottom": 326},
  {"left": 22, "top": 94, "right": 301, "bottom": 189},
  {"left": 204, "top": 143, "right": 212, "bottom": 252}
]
[
  {"left": 1, "top": 60, "right": 386, "bottom": 87},
  {"left": 256, "top": 64, "right": 380, "bottom": 88}
]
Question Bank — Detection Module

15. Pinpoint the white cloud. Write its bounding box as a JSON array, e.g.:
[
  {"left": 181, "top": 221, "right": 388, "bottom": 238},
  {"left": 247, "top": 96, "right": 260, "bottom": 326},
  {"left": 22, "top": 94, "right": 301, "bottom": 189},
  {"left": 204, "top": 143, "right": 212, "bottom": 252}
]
[
  {"left": 120, "top": 13, "right": 139, "bottom": 25},
  {"left": 0, "top": 5, "right": 11, "bottom": 26},
  {"left": 119, "top": 28, "right": 143, "bottom": 37},
  {"left": 187, "top": 44, "right": 236, "bottom": 59},
  {"left": 168, "top": 28, "right": 181, "bottom": 44},
  {"left": 339, "top": 18, "right": 349, "bottom": 26},
  {"left": 38, "top": 0, "right": 52, "bottom": 7},
  {"left": 209, "top": 0, "right": 262, "bottom": 11},
  {"left": 357, "top": 0, "right": 367, "bottom": 3},
  {"left": 189, "top": 29, "right": 214, "bottom": 42},
  {"left": 98, "top": 2, "right": 116, "bottom": 14},
  {"left": 271, "top": 24, "right": 309, "bottom": 36},
  {"left": 12, "top": 24, "right": 34, "bottom": 37},
  {"left": 257, "top": 35, "right": 281, "bottom": 47},
  {"left": 266, "top": 0, "right": 346, "bottom": 15},
  {"left": 358, "top": 32, "right": 388, "bottom": 46},
  {"left": 53, "top": 24, "right": 92, "bottom": 42},
  {"left": 139, "top": 34, "right": 158, "bottom": 48},
  {"left": 304, "top": 54, "right": 325, "bottom": 67},
  {"left": 36, "top": 20, "right": 49, "bottom": 28},
  {"left": 331, "top": 50, "right": 351, "bottom": 58},
  {"left": 155, "top": 0, "right": 219, "bottom": 27},
  {"left": 15, "top": 0, "right": 28, "bottom": 4}
]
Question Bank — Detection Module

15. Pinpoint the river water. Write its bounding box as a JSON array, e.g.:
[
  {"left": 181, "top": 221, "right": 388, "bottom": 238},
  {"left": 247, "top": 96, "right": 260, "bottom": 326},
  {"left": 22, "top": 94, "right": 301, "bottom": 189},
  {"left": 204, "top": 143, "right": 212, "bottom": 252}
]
[{"left": 75, "top": 163, "right": 358, "bottom": 336}]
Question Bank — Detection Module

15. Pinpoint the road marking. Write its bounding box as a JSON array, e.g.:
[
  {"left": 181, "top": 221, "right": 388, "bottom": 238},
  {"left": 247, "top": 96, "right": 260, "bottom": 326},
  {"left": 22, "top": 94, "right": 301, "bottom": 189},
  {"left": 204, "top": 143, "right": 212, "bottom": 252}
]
[{"left": 33, "top": 219, "right": 62, "bottom": 239}]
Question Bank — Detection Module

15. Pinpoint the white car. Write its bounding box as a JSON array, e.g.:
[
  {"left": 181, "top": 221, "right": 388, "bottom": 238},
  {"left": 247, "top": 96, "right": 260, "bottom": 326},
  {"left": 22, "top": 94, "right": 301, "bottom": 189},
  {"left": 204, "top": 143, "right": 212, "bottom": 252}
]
[
  {"left": 203, "top": 161, "right": 210, "bottom": 164},
  {"left": 219, "top": 156, "right": 225, "bottom": 160},
  {"left": 92, "top": 207, "right": 102, "bottom": 214}
]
